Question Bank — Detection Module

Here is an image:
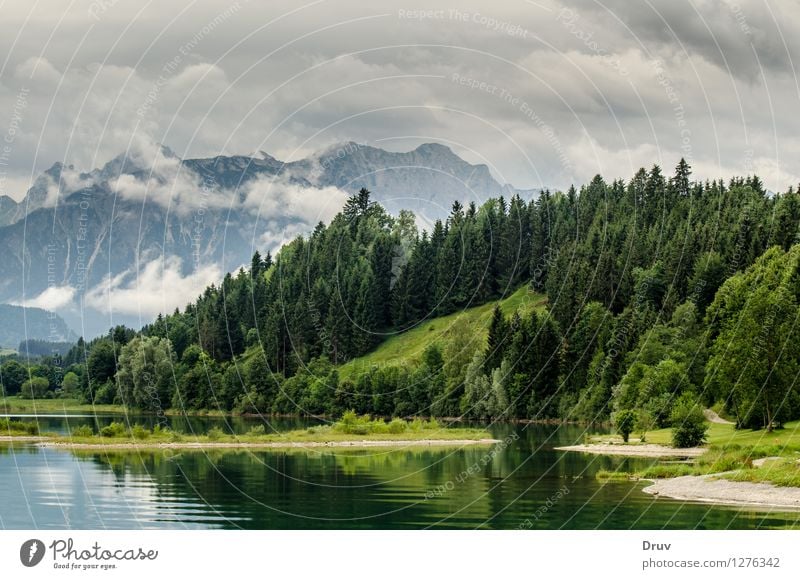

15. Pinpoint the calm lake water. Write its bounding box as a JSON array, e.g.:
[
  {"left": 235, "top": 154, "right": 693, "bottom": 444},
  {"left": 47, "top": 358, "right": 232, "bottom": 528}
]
[{"left": 1, "top": 414, "right": 799, "bottom": 529}]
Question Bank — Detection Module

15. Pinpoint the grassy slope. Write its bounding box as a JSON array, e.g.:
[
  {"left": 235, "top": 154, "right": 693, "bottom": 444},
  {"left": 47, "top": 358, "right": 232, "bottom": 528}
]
[
  {"left": 339, "top": 286, "right": 547, "bottom": 379},
  {"left": 1, "top": 286, "right": 545, "bottom": 416}
]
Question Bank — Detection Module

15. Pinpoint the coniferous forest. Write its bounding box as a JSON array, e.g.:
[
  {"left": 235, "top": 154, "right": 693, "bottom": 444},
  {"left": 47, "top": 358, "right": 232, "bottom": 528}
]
[{"left": 4, "top": 160, "right": 800, "bottom": 430}]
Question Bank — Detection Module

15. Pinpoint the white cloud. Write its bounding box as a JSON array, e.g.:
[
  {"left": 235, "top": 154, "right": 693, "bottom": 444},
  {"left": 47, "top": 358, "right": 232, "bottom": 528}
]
[
  {"left": 244, "top": 177, "right": 348, "bottom": 224},
  {"left": 84, "top": 256, "right": 222, "bottom": 317},
  {"left": 14, "top": 56, "right": 61, "bottom": 84},
  {"left": 108, "top": 140, "right": 233, "bottom": 214},
  {"left": 11, "top": 285, "right": 77, "bottom": 310}
]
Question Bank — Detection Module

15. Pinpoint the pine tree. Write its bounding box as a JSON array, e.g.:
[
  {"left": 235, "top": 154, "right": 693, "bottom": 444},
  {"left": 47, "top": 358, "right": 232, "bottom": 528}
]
[
  {"left": 485, "top": 304, "right": 507, "bottom": 372},
  {"left": 672, "top": 157, "right": 691, "bottom": 197}
]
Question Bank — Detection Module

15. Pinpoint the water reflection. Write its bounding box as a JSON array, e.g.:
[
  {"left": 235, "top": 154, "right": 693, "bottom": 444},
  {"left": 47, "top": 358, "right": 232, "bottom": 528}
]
[{"left": 1, "top": 419, "right": 799, "bottom": 529}]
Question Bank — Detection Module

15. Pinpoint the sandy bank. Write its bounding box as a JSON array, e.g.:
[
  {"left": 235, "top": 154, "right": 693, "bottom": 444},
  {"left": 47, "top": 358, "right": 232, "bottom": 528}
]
[
  {"left": 0, "top": 436, "right": 47, "bottom": 442},
  {"left": 643, "top": 474, "right": 800, "bottom": 509},
  {"left": 38, "top": 438, "right": 501, "bottom": 451},
  {"left": 555, "top": 443, "right": 706, "bottom": 458}
]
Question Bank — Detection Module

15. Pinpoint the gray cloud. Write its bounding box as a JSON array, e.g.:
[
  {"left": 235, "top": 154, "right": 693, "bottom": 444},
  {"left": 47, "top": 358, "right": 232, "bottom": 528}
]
[{"left": 0, "top": 0, "right": 798, "bottom": 199}]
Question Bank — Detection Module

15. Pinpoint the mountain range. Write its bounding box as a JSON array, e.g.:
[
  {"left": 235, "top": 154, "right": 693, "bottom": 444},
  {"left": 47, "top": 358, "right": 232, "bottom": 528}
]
[
  {"left": 0, "top": 141, "right": 537, "bottom": 337},
  {"left": 0, "top": 304, "right": 77, "bottom": 350}
]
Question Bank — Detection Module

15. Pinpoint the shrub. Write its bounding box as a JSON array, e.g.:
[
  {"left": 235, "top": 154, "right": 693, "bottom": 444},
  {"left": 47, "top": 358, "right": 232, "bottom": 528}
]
[
  {"left": 670, "top": 393, "right": 709, "bottom": 448},
  {"left": 99, "top": 422, "right": 126, "bottom": 437},
  {"left": 407, "top": 417, "right": 441, "bottom": 431},
  {"left": 169, "top": 430, "right": 183, "bottom": 442},
  {"left": 207, "top": 426, "right": 225, "bottom": 441},
  {"left": 248, "top": 424, "right": 267, "bottom": 436},
  {"left": 387, "top": 419, "right": 407, "bottom": 434},
  {"left": 334, "top": 410, "right": 372, "bottom": 435},
  {"left": 1, "top": 418, "right": 39, "bottom": 435},
  {"left": 70, "top": 424, "right": 94, "bottom": 437},
  {"left": 131, "top": 424, "right": 150, "bottom": 440},
  {"left": 614, "top": 409, "right": 636, "bottom": 443}
]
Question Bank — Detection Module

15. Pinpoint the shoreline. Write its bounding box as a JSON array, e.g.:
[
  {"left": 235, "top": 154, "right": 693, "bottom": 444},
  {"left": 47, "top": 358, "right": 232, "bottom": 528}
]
[
  {"left": 643, "top": 474, "right": 800, "bottom": 510},
  {"left": 556, "top": 443, "right": 707, "bottom": 458},
  {"left": 0, "top": 398, "right": 600, "bottom": 425},
  {"left": 1, "top": 435, "right": 500, "bottom": 450}
]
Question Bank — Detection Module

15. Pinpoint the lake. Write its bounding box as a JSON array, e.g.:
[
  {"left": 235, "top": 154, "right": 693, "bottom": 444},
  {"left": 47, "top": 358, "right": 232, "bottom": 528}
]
[{"left": 1, "top": 415, "right": 799, "bottom": 529}]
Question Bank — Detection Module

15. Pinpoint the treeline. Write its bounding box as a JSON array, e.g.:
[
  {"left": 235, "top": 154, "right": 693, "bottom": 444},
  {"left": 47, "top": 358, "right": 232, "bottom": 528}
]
[
  {"left": 4, "top": 160, "right": 800, "bottom": 429},
  {"left": 18, "top": 339, "right": 74, "bottom": 357}
]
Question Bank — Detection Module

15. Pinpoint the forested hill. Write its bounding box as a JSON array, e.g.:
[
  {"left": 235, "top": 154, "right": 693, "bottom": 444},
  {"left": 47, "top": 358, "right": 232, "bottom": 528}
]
[
  {"left": 9, "top": 159, "right": 800, "bottom": 429},
  {"left": 0, "top": 304, "right": 77, "bottom": 349}
]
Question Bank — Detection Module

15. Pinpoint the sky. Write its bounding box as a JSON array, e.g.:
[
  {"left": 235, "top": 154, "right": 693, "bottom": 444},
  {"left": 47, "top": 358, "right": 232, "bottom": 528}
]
[{"left": 1, "top": 0, "right": 799, "bottom": 200}]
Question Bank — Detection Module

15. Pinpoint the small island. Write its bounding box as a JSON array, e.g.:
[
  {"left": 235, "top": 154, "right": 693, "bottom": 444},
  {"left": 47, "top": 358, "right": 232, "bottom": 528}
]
[{"left": 0, "top": 413, "right": 498, "bottom": 451}]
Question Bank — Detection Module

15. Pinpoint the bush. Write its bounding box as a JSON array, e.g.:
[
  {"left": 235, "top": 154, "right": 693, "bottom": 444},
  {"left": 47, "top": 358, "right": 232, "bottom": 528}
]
[
  {"left": 100, "top": 421, "right": 126, "bottom": 437},
  {"left": 19, "top": 377, "right": 50, "bottom": 399},
  {"left": 70, "top": 424, "right": 94, "bottom": 437},
  {"left": 0, "top": 418, "right": 39, "bottom": 435},
  {"left": 207, "top": 426, "right": 224, "bottom": 441},
  {"left": 131, "top": 424, "right": 150, "bottom": 440},
  {"left": 247, "top": 424, "right": 267, "bottom": 436},
  {"left": 614, "top": 409, "right": 636, "bottom": 443},
  {"left": 334, "top": 410, "right": 372, "bottom": 435},
  {"left": 670, "top": 393, "right": 709, "bottom": 448},
  {"left": 332, "top": 411, "right": 430, "bottom": 435}
]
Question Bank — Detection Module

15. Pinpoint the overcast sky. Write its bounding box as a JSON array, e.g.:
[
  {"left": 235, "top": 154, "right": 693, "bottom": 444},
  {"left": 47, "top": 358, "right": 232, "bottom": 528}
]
[{"left": 1, "top": 0, "right": 799, "bottom": 199}]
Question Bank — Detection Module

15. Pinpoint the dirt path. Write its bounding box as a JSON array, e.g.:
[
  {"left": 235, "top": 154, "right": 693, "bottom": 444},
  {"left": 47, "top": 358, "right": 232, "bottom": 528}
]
[{"left": 703, "top": 408, "right": 734, "bottom": 424}]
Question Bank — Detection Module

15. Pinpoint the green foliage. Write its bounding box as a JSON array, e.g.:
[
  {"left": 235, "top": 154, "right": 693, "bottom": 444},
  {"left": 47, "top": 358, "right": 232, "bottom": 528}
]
[
  {"left": 14, "top": 165, "right": 800, "bottom": 424},
  {"left": 635, "top": 409, "right": 655, "bottom": 442},
  {"left": 206, "top": 426, "right": 225, "bottom": 441},
  {"left": 613, "top": 409, "right": 636, "bottom": 443},
  {"left": 0, "top": 418, "right": 39, "bottom": 435},
  {"left": 19, "top": 376, "right": 50, "bottom": 399},
  {"left": 670, "top": 393, "right": 709, "bottom": 448},
  {"left": 704, "top": 246, "right": 800, "bottom": 429},
  {"left": 70, "top": 424, "right": 94, "bottom": 437},
  {"left": 0, "top": 360, "right": 27, "bottom": 395},
  {"left": 387, "top": 418, "right": 407, "bottom": 434},
  {"left": 332, "top": 411, "right": 438, "bottom": 435},
  {"left": 99, "top": 421, "right": 126, "bottom": 437},
  {"left": 116, "top": 335, "right": 175, "bottom": 412},
  {"left": 60, "top": 371, "right": 80, "bottom": 397},
  {"left": 131, "top": 424, "right": 150, "bottom": 440}
]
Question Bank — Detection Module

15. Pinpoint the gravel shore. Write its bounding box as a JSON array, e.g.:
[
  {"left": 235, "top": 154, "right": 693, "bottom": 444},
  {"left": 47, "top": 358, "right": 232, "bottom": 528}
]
[
  {"left": 643, "top": 474, "right": 800, "bottom": 509},
  {"left": 36, "top": 438, "right": 501, "bottom": 451},
  {"left": 556, "top": 443, "right": 706, "bottom": 458}
]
